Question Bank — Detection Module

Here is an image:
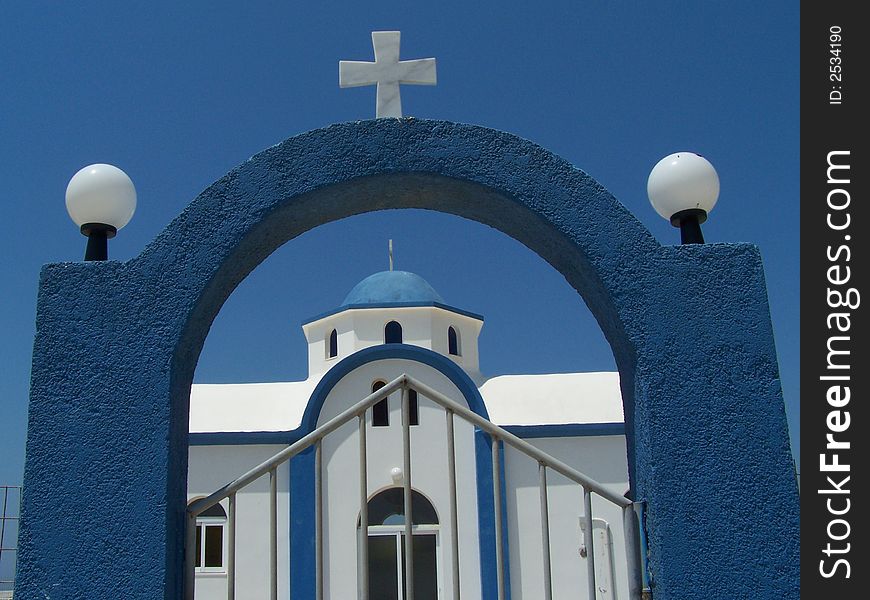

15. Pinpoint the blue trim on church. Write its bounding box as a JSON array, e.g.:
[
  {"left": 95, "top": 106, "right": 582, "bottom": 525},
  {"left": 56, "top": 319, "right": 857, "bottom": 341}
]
[
  {"left": 289, "top": 446, "right": 317, "bottom": 598},
  {"left": 474, "top": 431, "right": 512, "bottom": 600},
  {"left": 299, "top": 344, "right": 491, "bottom": 427},
  {"left": 501, "top": 422, "right": 625, "bottom": 438},
  {"left": 188, "top": 431, "right": 304, "bottom": 445},
  {"left": 187, "top": 421, "right": 626, "bottom": 445}
]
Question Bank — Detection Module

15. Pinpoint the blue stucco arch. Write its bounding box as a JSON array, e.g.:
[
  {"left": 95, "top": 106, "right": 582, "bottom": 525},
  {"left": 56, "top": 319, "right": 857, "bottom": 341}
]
[{"left": 19, "top": 119, "right": 798, "bottom": 600}]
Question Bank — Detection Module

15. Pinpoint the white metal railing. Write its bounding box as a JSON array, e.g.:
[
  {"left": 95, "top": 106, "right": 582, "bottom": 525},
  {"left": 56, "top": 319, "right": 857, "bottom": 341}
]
[
  {"left": 0, "top": 485, "right": 21, "bottom": 597},
  {"left": 185, "top": 374, "right": 645, "bottom": 600}
]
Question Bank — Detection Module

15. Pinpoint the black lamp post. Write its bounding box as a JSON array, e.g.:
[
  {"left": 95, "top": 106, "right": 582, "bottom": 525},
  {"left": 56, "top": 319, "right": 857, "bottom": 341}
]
[
  {"left": 65, "top": 164, "right": 137, "bottom": 261},
  {"left": 648, "top": 152, "right": 719, "bottom": 245}
]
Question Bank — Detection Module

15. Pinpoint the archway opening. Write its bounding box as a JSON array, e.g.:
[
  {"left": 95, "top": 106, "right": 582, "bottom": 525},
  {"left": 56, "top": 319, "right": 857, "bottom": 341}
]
[
  {"left": 186, "top": 207, "right": 629, "bottom": 596},
  {"left": 193, "top": 209, "right": 617, "bottom": 385},
  {"left": 168, "top": 121, "right": 658, "bottom": 597}
]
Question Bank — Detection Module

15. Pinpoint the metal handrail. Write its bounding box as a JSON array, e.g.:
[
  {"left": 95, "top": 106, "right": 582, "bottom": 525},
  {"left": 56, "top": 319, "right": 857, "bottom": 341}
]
[
  {"left": 404, "top": 375, "right": 631, "bottom": 507},
  {"left": 186, "top": 375, "right": 407, "bottom": 518},
  {"left": 185, "top": 373, "right": 644, "bottom": 600},
  {"left": 185, "top": 375, "right": 406, "bottom": 600},
  {"left": 0, "top": 485, "right": 22, "bottom": 590}
]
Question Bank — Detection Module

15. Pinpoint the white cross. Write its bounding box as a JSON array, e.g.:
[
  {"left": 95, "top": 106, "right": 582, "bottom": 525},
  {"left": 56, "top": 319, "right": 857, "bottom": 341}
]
[{"left": 339, "top": 31, "right": 437, "bottom": 118}]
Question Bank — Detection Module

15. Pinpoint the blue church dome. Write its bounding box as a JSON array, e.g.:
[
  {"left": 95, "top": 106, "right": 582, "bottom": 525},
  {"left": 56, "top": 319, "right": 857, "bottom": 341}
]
[{"left": 342, "top": 271, "right": 445, "bottom": 306}]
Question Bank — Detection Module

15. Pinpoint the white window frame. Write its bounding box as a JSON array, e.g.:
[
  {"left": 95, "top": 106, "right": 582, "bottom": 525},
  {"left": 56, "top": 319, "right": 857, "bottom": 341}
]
[
  {"left": 364, "top": 524, "right": 442, "bottom": 600},
  {"left": 195, "top": 515, "right": 227, "bottom": 575}
]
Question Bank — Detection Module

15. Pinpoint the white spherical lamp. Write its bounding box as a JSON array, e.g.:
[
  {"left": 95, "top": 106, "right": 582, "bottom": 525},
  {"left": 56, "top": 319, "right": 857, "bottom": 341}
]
[
  {"left": 65, "top": 164, "right": 137, "bottom": 260},
  {"left": 647, "top": 152, "right": 719, "bottom": 244}
]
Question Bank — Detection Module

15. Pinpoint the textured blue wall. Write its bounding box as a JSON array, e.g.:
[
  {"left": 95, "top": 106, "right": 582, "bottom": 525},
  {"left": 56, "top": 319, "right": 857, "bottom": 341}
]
[{"left": 17, "top": 119, "right": 798, "bottom": 599}]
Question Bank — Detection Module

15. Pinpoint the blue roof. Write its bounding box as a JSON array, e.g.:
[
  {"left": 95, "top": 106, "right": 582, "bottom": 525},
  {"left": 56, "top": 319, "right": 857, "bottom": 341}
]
[
  {"left": 301, "top": 270, "right": 484, "bottom": 325},
  {"left": 341, "top": 271, "right": 445, "bottom": 306}
]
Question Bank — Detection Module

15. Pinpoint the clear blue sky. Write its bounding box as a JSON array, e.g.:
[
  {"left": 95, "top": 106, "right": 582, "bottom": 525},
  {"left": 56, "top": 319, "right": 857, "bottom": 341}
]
[{"left": 0, "top": 1, "right": 800, "bottom": 485}]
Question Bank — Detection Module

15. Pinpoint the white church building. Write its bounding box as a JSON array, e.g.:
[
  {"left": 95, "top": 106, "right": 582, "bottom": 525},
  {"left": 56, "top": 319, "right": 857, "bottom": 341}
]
[{"left": 186, "top": 269, "right": 633, "bottom": 600}]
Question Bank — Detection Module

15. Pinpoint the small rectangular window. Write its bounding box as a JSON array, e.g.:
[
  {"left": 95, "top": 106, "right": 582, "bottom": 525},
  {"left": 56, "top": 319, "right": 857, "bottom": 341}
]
[
  {"left": 195, "top": 525, "right": 202, "bottom": 568},
  {"left": 373, "top": 398, "right": 389, "bottom": 427},
  {"left": 409, "top": 390, "right": 419, "bottom": 426},
  {"left": 204, "top": 525, "right": 223, "bottom": 567}
]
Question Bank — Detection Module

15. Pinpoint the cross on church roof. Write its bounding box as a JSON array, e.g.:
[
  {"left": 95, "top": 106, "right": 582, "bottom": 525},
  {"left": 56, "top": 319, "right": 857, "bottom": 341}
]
[{"left": 339, "top": 31, "right": 437, "bottom": 118}]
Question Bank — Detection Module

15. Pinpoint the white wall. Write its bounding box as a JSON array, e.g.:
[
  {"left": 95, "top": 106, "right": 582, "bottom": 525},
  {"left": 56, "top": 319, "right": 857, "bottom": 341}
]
[
  {"left": 188, "top": 445, "right": 290, "bottom": 600},
  {"left": 303, "top": 307, "right": 483, "bottom": 377},
  {"left": 504, "top": 436, "right": 630, "bottom": 600},
  {"left": 186, "top": 363, "right": 630, "bottom": 600},
  {"left": 317, "top": 358, "right": 482, "bottom": 600},
  {"left": 304, "top": 311, "right": 355, "bottom": 376},
  {"left": 430, "top": 309, "right": 483, "bottom": 376}
]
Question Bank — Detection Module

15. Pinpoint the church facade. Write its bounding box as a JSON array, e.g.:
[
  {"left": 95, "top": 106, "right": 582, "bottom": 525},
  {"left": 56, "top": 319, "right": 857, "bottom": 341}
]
[{"left": 187, "top": 270, "right": 631, "bottom": 600}]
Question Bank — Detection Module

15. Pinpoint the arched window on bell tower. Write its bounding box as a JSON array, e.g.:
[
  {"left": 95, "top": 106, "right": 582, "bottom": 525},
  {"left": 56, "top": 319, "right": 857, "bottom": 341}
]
[
  {"left": 327, "top": 329, "right": 338, "bottom": 359},
  {"left": 448, "top": 326, "right": 460, "bottom": 356},
  {"left": 384, "top": 321, "right": 403, "bottom": 344}
]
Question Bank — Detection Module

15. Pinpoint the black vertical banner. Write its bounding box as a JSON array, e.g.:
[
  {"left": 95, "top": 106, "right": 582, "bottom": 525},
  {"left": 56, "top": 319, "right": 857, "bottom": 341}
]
[{"left": 801, "top": 2, "right": 868, "bottom": 596}]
